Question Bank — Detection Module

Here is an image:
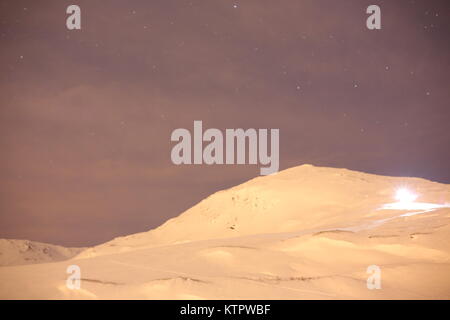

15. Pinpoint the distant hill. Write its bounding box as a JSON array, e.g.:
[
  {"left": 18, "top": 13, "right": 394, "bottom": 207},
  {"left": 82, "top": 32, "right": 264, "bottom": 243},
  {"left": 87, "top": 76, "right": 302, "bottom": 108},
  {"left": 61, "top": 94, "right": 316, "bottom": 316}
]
[{"left": 0, "top": 239, "right": 85, "bottom": 266}]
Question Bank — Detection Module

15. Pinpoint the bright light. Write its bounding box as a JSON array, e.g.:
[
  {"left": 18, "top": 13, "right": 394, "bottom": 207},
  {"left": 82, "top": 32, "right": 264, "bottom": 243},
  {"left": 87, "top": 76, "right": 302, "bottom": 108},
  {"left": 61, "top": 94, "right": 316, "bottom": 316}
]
[
  {"left": 395, "top": 188, "right": 418, "bottom": 203},
  {"left": 379, "top": 187, "right": 450, "bottom": 216}
]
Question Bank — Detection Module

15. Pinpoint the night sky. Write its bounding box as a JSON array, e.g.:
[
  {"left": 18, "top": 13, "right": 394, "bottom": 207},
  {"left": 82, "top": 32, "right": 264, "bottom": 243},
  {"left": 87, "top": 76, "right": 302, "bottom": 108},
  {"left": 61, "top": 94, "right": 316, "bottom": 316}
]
[{"left": 1, "top": 0, "right": 449, "bottom": 246}]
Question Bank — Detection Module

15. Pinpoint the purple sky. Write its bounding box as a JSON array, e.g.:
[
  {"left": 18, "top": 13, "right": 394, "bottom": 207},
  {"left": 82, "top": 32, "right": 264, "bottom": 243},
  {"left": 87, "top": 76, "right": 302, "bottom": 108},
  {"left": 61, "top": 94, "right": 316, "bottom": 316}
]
[{"left": 1, "top": 0, "right": 449, "bottom": 246}]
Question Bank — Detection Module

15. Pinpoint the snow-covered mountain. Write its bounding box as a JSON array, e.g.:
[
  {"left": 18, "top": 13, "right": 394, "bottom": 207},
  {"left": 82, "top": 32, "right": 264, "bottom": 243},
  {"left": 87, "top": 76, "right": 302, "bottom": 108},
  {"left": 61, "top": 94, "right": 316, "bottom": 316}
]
[
  {"left": 78, "top": 164, "right": 449, "bottom": 258},
  {"left": 1, "top": 165, "right": 449, "bottom": 299},
  {"left": 0, "top": 239, "right": 84, "bottom": 266}
]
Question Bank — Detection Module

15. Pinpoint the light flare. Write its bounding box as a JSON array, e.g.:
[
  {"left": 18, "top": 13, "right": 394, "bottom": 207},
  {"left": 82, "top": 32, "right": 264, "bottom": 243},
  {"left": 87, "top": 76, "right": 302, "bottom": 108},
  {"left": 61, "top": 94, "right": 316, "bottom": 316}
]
[
  {"left": 395, "top": 188, "right": 418, "bottom": 203},
  {"left": 379, "top": 187, "right": 450, "bottom": 215}
]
